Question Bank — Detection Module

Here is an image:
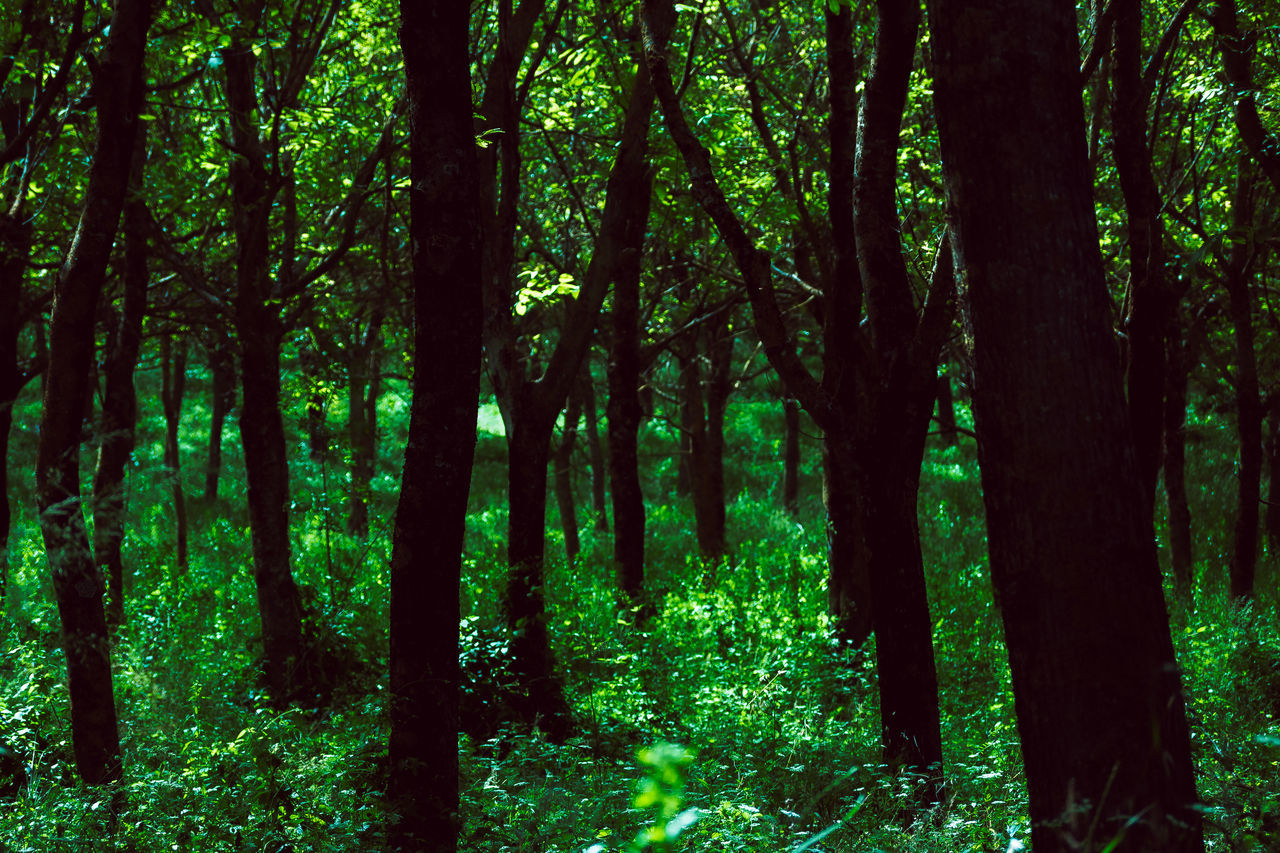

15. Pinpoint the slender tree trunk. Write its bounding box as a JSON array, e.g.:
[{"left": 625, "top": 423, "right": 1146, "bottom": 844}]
[
  {"left": 580, "top": 372, "right": 609, "bottom": 531},
  {"left": 387, "top": 0, "right": 481, "bottom": 846},
  {"left": 783, "top": 398, "right": 800, "bottom": 515},
  {"left": 1164, "top": 331, "right": 1194, "bottom": 594},
  {"left": 36, "top": 0, "right": 152, "bottom": 786},
  {"left": 675, "top": 346, "right": 695, "bottom": 498},
  {"left": 160, "top": 334, "right": 189, "bottom": 571},
  {"left": 301, "top": 337, "right": 329, "bottom": 461},
  {"left": 204, "top": 326, "right": 236, "bottom": 502},
  {"left": 927, "top": 0, "right": 1202, "bottom": 845},
  {"left": 1225, "top": 158, "right": 1260, "bottom": 602},
  {"left": 223, "top": 4, "right": 308, "bottom": 703},
  {"left": 93, "top": 134, "right": 148, "bottom": 629},
  {"left": 504, "top": 421, "right": 574, "bottom": 740},
  {"left": 553, "top": 390, "right": 581, "bottom": 565},
  {"left": 347, "top": 345, "right": 375, "bottom": 538},
  {"left": 1266, "top": 396, "right": 1280, "bottom": 556},
  {"left": 698, "top": 313, "right": 733, "bottom": 558},
  {"left": 0, "top": 213, "right": 31, "bottom": 603},
  {"left": 934, "top": 373, "right": 958, "bottom": 446},
  {"left": 1113, "top": 0, "right": 1171, "bottom": 514},
  {"left": 608, "top": 221, "right": 646, "bottom": 595}
]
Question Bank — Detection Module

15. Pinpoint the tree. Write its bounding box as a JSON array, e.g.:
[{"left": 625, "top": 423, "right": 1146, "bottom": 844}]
[
  {"left": 927, "top": 0, "right": 1202, "bottom": 847},
  {"left": 385, "top": 1, "right": 482, "bottom": 849},
  {"left": 36, "top": 0, "right": 153, "bottom": 786}
]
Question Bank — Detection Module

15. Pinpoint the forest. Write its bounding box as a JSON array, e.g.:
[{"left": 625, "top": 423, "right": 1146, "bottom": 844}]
[{"left": 0, "top": 0, "right": 1279, "bottom": 850}]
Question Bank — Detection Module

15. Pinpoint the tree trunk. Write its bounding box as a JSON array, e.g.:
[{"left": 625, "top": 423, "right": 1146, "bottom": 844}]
[
  {"left": 0, "top": 212, "right": 31, "bottom": 604},
  {"left": 697, "top": 313, "right": 733, "bottom": 558},
  {"left": 608, "top": 216, "right": 646, "bottom": 596},
  {"left": 1113, "top": 0, "right": 1172, "bottom": 514},
  {"left": 934, "top": 373, "right": 958, "bottom": 446},
  {"left": 783, "top": 398, "right": 800, "bottom": 515},
  {"left": 580, "top": 372, "right": 609, "bottom": 531},
  {"left": 1164, "top": 331, "right": 1193, "bottom": 595},
  {"left": 1266, "top": 396, "right": 1280, "bottom": 557},
  {"left": 160, "top": 333, "right": 189, "bottom": 571},
  {"left": 301, "top": 336, "right": 329, "bottom": 461},
  {"left": 204, "top": 326, "right": 236, "bottom": 502},
  {"left": 824, "top": 436, "right": 872, "bottom": 648},
  {"left": 386, "top": 0, "right": 481, "bottom": 846},
  {"left": 223, "top": 5, "right": 308, "bottom": 704},
  {"left": 675, "top": 346, "right": 695, "bottom": 498},
  {"left": 93, "top": 134, "right": 148, "bottom": 630},
  {"left": 1225, "top": 158, "right": 1260, "bottom": 602},
  {"left": 35, "top": 0, "right": 152, "bottom": 786},
  {"left": 553, "top": 390, "right": 581, "bottom": 565},
  {"left": 504, "top": 421, "right": 574, "bottom": 740},
  {"left": 927, "top": 0, "right": 1203, "bottom": 846}
]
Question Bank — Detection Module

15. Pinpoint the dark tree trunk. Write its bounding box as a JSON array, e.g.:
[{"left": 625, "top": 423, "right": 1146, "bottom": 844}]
[
  {"left": 160, "top": 333, "right": 189, "bottom": 571},
  {"left": 580, "top": 372, "right": 609, "bottom": 531},
  {"left": 927, "top": 0, "right": 1203, "bottom": 846},
  {"left": 675, "top": 346, "right": 696, "bottom": 498},
  {"left": 1164, "top": 331, "right": 1194, "bottom": 595},
  {"left": 386, "top": 1, "right": 481, "bottom": 847},
  {"left": 300, "top": 336, "right": 329, "bottom": 461},
  {"left": 491, "top": 11, "right": 662, "bottom": 737},
  {"left": 347, "top": 325, "right": 381, "bottom": 539},
  {"left": 1225, "top": 158, "right": 1260, "bottom": 602},
  {"left": 223, "top": 7, "right": 308, "bottom": 704},
  {"left": 35, "top": 0, "right": 152, "bottom": 786},
  {"left": 1266, "top": 395, "right": 1280, "bottom": 557},
  {"left": 0, "top": 213, "right": 31, "bottom": 603},
  {"left": 93, "top": 134, "right": 148, "bottom": 630},
  {"left": 1113, "top": 0, "right": 1172, "bottom": 514},
  {"left": 695, "top": 313, "right": 732, "bottom": 559},
  {"left": 783, "top": 398, "right": 800, "bottom": 515},
  {"left": 1212, "top": 0, "right": 1280, "bottom": 195},
  {"left": 204, "top": 326, "right": 236, "bottom": 502},
  {"left": 824, "top": 437, "right": 872, "bottom": 648},
  {"left": 553, "top": 390, "right": 581, "bottom": 565},
  {"left": 608, "top": 214, "right": 646, "bottom": 595},
  {"left": 934, "top": 373, "right": 958, "bottom": 446}
]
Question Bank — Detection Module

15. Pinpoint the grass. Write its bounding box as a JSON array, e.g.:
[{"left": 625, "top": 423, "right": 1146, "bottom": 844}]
[{"left": 0, "top": 385, "right": 1277, "bottom": 851}]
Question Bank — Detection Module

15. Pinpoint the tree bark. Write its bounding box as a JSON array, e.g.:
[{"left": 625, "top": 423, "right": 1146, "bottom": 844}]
[
  {"left": 1224, "top": 157, "right": 1260, "bottom": 602},
  {"left": 1113, "top": 0, "right": 1172, "bottom": 515},
  {"left": 927, "top": 0, "right": 1202, "bottom": 846},
  {"left": 553, "top": 389, "right": 581, "bottom": 565},
  {"left": 1164, "top": 330, "right": 1194, "bottom": 595},
  {"left": 783, "top": 398, "right": 800, "bottom": 515},
  {"left": 222, "top": 2, "right": 308, "bottom": 703},
  {"left": 580, "top": 371, "right": 609, "bottom": 531},
  {"left": 35, "top": 0, "right": 152, "bottom": 786},
  {"left": 608, "top": 223, "right": 646, "bottom": 595},
  {"left": 387, "top": 1, "right": 481, "bottom": 848},
  {"left": 0, "top": 212, "right": 31, "bottom": 604},
  {"left": 494, "top": 9, "right": 662, "bottom": 737},
  {"left": 93, "top": 133, "right": 148, "bottom": 630},
  {"left": 160, "top": 333, "right": 189, "bottom": 571},
  {"left": 824, "top": 438, "right": 872, "bottom": 647},
  {"left": 203, "top": 325, "right": 236, "bottom": 502}
]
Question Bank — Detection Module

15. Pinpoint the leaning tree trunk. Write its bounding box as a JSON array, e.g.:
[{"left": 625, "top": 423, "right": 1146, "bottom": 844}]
[
  {"left": 386, "top": 0, "right": 481, "bottom": 846},
  {"left": 927, "top": 0, "right": 1203, "bottom": 846},
  {"left": 93, "top": 134, "right": 148, "bottom": 629},
  {"left": 35, "top": 0, "right": 152, "bottom": 786}
]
